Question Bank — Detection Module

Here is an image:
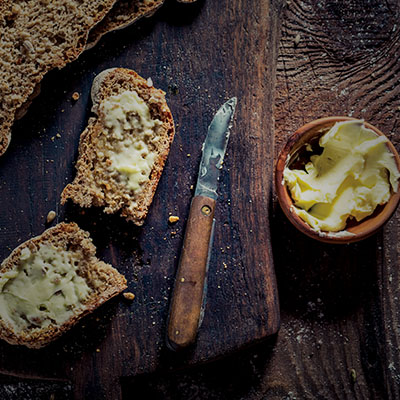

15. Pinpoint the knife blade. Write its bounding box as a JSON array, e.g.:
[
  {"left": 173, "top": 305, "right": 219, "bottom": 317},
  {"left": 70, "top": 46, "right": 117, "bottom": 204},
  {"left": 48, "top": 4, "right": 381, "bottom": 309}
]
[{"left": 166, "top": 97, "right": 237, "bottom": 351}]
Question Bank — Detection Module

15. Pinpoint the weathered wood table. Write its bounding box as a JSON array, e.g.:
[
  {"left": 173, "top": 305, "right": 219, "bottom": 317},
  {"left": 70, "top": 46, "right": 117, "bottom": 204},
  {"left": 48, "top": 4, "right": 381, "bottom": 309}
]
[{"left": 1, "top": 0, "right": 400, "bottom": 398}]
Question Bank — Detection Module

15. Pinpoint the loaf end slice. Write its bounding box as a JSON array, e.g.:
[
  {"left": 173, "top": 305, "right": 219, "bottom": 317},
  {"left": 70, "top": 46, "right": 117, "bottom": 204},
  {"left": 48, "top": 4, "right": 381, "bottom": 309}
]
[
  {"left": 86, "top": 0, "right": 165, "bottom": 50},
  {"left": 61, "top": 68, "right": 175, "bottom": 226},
  {"left": 0, "top": 222, "right": 127, "bottom": 349}
]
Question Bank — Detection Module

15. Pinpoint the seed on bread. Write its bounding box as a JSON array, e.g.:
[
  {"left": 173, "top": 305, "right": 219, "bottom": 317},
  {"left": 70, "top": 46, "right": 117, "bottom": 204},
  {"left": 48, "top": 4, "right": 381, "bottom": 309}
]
[
  {"left": 0, "top": 222, "right": 127, "bottom": 348},
  {"left": 61, "top": 68, "right": 175, "bottom": 226}
]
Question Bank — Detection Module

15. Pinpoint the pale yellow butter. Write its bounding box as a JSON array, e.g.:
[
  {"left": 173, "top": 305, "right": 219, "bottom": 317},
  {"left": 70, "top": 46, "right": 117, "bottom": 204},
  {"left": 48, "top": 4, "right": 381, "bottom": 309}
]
[
  {"left": 284, "top": 120, "right": 400, "bottom": 232},
  {"left": 0, "top": 245, "right": 91, "bottom": 332},
  {"left": 100, "top": 90, "right": 161, "bottom": 192}
]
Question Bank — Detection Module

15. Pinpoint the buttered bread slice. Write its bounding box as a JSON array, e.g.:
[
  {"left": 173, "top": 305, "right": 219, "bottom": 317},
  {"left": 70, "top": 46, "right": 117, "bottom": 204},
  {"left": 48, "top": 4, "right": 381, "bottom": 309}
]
[
  {"left": 61, "top": 68, "right": 175, "bottom": 225},
  {"left": 0, "top": 222, "right": 127, "bottom": 348}
]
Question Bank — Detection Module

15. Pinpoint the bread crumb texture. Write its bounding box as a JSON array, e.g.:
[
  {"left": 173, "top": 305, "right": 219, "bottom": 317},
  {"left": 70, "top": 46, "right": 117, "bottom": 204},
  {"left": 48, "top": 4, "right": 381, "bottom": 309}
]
[
  {"left": 0, "top": 0, "right": 118, "bottom": 155},
  {"left": 0, "top": 222, "right": 127, "bottom": 348},
  {"left": 61, "top": 68, "right": 175, "bottom": 225}
]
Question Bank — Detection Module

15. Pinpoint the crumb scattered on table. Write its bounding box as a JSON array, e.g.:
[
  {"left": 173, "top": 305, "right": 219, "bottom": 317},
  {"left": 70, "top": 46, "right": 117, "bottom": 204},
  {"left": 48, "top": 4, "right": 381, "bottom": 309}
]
[
  {"left": 169, "top": 215, "right": 179, "bottom": 223},
  {"left": 46, "top": 210, "right": 56, "bottom": 224},
  {"left": 123, "top": 292, "right": 135, "bottom": 301}
]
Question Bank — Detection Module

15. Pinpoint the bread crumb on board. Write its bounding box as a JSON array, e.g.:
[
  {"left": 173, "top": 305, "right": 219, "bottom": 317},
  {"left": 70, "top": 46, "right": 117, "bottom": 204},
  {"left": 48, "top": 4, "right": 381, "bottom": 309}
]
[
  {"left": 168, "top": 215, "right": 179, "bottom": 224},
  {"left": 46, "top": 210, "right": 56, "bottom": 224},
  {"left": 123, "top": 292, "right": 135, "bottom": 301},
  {"left": 72, "top": 92, "right": 80, "bottom": 101}
]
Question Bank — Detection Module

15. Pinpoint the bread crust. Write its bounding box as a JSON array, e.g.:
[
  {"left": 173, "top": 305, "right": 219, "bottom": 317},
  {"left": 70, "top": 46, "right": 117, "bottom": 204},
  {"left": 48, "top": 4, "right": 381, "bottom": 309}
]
[
  {"left": 61, "top": 68, "right": 175, "bottom": 225},
  {"left": 86, "top": 0, "right": 165, "bottom": 50},
  {"left": 0, "top": 0, "right": 119, "bottom": 156},
  {"left": 0, "top": 222, "right": 127, "bottom": 348}
]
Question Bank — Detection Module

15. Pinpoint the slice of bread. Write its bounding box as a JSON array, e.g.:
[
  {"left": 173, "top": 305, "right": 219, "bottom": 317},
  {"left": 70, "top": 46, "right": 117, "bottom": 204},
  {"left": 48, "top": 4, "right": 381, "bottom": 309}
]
[
  {"left": 0, "top": 222, "right": 127, "bottom": 349},
  {"left": 61, "top": 68, "right": 175, "bottom": 225},
  {"left": 86, "top": 0, "right": 165, "bottom": 50},
  {"left": 0, "top": 0, "right": 118, "bottom": 156}
]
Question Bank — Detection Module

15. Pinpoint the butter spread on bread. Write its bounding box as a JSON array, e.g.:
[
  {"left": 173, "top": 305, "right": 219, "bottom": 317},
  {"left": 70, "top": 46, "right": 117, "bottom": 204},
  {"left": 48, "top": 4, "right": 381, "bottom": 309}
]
[
  {"left": 101, "top": 90, "right": 162, "bottom": 193},
  {"left": 0, "top": 244, "right": 91, "bottom": 332},
  {"left": 0, "top": 222, "right": 127, "bottom": 348},
  {"left": 61, "top": 68, "right": 175, "bottom": 225}
]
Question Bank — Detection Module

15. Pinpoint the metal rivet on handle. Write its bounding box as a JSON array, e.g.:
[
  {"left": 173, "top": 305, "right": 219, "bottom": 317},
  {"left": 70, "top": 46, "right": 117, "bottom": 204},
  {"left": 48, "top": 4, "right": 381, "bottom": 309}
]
[{"left": 201, "top": 205, "right": 212, "bottom": 216}]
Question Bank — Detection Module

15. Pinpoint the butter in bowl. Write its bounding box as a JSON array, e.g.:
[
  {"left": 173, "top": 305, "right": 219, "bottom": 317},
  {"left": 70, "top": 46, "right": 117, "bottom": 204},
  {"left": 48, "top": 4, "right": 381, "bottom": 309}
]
[{"left": 275, "top": 117, "right": 400, "bottom": 243}]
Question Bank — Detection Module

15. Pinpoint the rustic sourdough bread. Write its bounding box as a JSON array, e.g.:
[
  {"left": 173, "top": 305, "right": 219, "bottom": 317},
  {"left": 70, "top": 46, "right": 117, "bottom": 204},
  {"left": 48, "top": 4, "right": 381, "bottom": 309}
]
[
  {"left": 61, "top": 68, "right": 175, "bottom": 225},
  {"left": 0, "top": 222, "right": 127, "bottom": 349},
  {"left": 86, "top": 0, "right": 165, "bottom": 50},
  {"left": 0, "top": 0, "right": 118, "bottom": 156}
]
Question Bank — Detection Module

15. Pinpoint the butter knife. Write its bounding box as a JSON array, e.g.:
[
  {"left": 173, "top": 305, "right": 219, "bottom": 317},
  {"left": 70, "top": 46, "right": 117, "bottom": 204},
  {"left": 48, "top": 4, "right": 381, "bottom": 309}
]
[{"left": 166, "top": 97, "right": 237, "bottom": 351}]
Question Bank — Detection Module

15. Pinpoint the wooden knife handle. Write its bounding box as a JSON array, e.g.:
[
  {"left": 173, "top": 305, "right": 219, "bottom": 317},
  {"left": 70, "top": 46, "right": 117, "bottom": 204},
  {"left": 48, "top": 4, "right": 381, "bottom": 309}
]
[{"left": 167, "top": 195, "right": 216, "bottom": 351}]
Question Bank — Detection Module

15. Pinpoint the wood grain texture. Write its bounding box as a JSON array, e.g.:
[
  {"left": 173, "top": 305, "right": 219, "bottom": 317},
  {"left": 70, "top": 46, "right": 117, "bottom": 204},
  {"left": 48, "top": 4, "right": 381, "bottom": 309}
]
[
  {"left": 0, "top": 0, "right": 281, "bottom": 398},
  {"left": 270, "top": 0, "right": 400, "bottom": 399}
]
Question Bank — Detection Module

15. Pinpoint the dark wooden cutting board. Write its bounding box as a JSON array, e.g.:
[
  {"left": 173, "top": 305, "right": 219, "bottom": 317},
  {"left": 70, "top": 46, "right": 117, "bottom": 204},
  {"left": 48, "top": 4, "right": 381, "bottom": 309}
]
[{"left": 0, "top": 0, "right": 281, "bottom": 398}]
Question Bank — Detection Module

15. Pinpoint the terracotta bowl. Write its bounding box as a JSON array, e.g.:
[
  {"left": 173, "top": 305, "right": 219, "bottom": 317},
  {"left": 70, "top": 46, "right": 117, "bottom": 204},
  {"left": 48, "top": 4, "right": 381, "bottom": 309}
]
[{"left": 275, "top": 117, "right": 400, "bottom": 244}]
